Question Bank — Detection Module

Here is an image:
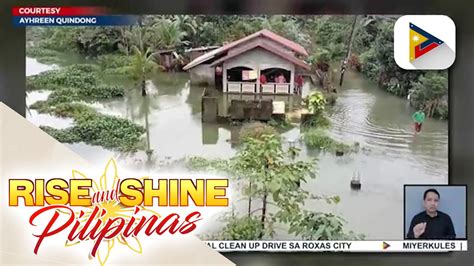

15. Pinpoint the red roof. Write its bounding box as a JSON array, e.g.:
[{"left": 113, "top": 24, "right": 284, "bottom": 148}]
[
  {"left": 221, "top": 29, "right": 308, "bottom": 57},
  {"left": 183, "top": 29, "right": 309, "bottom": 70},
  {"left": 210, "top": 38, "right": 310, "bottom": 71}
]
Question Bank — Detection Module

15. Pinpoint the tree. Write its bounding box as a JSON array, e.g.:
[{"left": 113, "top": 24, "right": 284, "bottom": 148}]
[
  {"left": 127, "top": 25, "right": 162, "bottom": 96},
  {"left": 189, "top": 132, "right": 359, "bottom": 240},
  {"left": 410, "top": 71, "right": 448, "bottom": 118},
  {"left": 154, "top": 19, "right": 189, "bottom": 50},
  {"left": 131, "top": 45, "right": 157, "bottom": 96}
]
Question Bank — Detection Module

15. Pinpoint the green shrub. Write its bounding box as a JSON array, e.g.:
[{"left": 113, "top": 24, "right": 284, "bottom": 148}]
[
  {"left": 218, "top": 215, "right": 265, "bottom": 240},
  {"left": 333, "top": 142, "right": 351, "bottom": 153},
  {"left": 359, "top": 49, "right": 379, "bottom": 80},
  {"left": 302, "top": 114, "right": 331, "bottom": 129},
  {"left": 97, "top": 54, "right": 134, "bottom": 75},
  {"left": 289, "top": 211, "right": 365, "bottom": 240},
  {"left": 305, "top": 91, "right": 327, "bottom": 115},
  {"left": 303, "top": 128, "right": 335, "bottom": 151},
  {"left": 434, "top": 102, "right": 448, "bottom": 119},
  {"left": 268, "top": 118, "right": 292, "bottom": 129},
  {"left": 303, "top": 128, "right": 351, "bottom": 153}
]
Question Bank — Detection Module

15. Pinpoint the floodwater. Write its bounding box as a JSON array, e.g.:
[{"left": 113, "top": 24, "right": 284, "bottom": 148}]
[{"left": 25, "top": 57, "right": 448, "bottom": 240}]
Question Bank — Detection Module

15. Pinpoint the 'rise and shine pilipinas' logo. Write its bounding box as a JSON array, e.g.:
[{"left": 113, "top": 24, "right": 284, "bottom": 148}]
[{"left": 8, "top": 159, "right": 229, "bottom": 264}]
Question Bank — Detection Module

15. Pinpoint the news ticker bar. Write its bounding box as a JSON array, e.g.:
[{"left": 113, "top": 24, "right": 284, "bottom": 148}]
[
  {"left": 205, "top": 241, "right": 468, "bottom": 252},
  {"left": 12, "top": 6, "right": 137, "bottom": 26}
]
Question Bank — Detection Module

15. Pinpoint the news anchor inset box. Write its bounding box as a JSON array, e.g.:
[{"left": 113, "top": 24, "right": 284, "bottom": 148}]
[{"left": 404, "top": 185, "right": 467, "bottom": 240}]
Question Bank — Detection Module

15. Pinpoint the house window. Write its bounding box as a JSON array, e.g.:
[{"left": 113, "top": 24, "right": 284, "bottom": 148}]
[
  {"left": 226, "top": 67, "right": 257, "bottom": 82},
  {"left": 261, "top": 68, "right": 291, "bottom": 83}
]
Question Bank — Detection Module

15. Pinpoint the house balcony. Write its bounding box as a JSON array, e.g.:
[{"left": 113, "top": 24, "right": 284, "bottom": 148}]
[{"left": 226, "top": 82, "right": 291, "bottom": 94}]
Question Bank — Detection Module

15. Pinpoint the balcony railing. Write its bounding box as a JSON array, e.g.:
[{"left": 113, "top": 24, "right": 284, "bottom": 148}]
[{"left": 226, "top": 82, "right": 291, "bottom": 94}]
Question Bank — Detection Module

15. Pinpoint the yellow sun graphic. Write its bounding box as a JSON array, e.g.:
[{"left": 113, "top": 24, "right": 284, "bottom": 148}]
[{"left": 61, "top": 159, "right": 160, "bottom": 265}]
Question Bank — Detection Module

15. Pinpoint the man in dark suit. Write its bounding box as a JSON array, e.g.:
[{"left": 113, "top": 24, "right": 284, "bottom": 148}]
[{"left": 407, "top": 188, "right": 456, "bottom": 239}]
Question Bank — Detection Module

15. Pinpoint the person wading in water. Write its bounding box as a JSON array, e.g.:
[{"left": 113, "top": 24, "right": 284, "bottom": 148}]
[{"left": 412, "top": 108, "right": 426, "bottom": 133}]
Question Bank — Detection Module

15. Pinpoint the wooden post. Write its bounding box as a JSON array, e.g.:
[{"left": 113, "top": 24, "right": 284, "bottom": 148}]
[
  {"left": 290, "top": 67, "right": 295, "bottom": 94},
  {"left": 256, "top": 66, "right": 261, "bottom": 94},
  {"left": 223, "top": 64, "right": 228, "bottom": 92}
]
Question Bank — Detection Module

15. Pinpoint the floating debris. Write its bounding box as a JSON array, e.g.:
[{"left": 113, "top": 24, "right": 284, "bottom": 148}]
[{"left": 350, "top": 171, "right": 361, "bottom": 190}]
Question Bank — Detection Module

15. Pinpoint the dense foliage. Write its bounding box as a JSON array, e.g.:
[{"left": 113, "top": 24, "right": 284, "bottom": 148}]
[
  {"left": 187, "top": 131, "right": 362, "bottom": 240},
  {"left": 353, "top": 18, "right": 448, "bottom": 118},
  {"left": 27, "top": 16, "right": 448, "bottom": 119}
]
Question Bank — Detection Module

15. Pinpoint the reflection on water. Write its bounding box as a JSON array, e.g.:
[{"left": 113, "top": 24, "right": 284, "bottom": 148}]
[
  {"left": 25, "top": 57, "right": 448, "bottom": 239},
  {"left": 94, "top": 73, "right": 237, "bottom": 159}
]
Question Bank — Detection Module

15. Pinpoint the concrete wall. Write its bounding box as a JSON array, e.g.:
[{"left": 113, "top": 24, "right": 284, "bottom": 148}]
[
  {"left": 229, "top": 99, "right": 273, "bottom": 121},
  {"left": 224, "top": 48, "right": 294, "bottom": 71},
  {"left": 223, "top": 48, "right": 295, "bottom": 93},
  {"left": 201, "top": 88, "right": 218, "bottom": 122},
  {"left": 190, "top": 64, "right": 215, "bottom": 85}
]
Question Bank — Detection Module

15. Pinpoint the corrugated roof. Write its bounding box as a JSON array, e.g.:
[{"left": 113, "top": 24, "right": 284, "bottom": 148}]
[
  {"left": 182, "top": 47, "right": 224, "bottom": 70},
  {"left": 183, "top": 29, "right": 309, "bottom": 70},
  {"left": 185, "top": 46, "right": 220, "bottom": 53}
]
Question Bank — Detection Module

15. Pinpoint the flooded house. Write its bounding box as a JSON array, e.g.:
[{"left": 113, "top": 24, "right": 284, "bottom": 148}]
[{"left": 183, "top": 29, "right": 310, "bottom": 95}]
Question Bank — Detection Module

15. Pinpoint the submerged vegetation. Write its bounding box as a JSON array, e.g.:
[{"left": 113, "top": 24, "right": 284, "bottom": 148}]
[
  {"left": 302, "top": 128, "right": 351, "bottom": 154},
  {"left": 40, "top": 111, "right": 145, "bottom": 152},
  {"left": 27, "top": 65, "right": 145, "bottom": 152}
]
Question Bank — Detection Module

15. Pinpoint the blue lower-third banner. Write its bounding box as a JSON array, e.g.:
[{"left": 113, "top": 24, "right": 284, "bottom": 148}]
[{"left": 13, "top": 16, "right": 138, "bottom": 26}]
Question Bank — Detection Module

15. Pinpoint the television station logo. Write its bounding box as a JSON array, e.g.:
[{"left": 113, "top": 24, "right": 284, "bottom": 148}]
[{"left": 394, "top": 15, "right": 456, "bottom": 70}]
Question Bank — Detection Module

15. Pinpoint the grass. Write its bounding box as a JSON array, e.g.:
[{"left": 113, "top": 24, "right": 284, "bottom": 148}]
[
  {"left": 268, "top": 118, "right": 293, "bottom": 129},
  {"left": 302, "top": 128, "right": 351, "bottom": 154},
  {"left": 302, "top": 114, "right": 331, "bottom": 129}
]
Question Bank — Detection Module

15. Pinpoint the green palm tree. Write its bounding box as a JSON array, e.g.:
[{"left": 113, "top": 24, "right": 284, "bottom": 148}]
[
  {"left": 131, "top": 45, "right": 158, "bottom": 96},
  {"left": 155, "top": 19, "right": 189, "bottom": 50}
]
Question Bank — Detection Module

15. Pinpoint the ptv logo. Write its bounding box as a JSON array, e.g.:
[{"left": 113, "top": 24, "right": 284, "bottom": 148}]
[
  {"left": 409, "top": 23, "right": 444, "bottom": 62},
  {"left": 394, "top": 15, "right": 456, "bottom": 70}
]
